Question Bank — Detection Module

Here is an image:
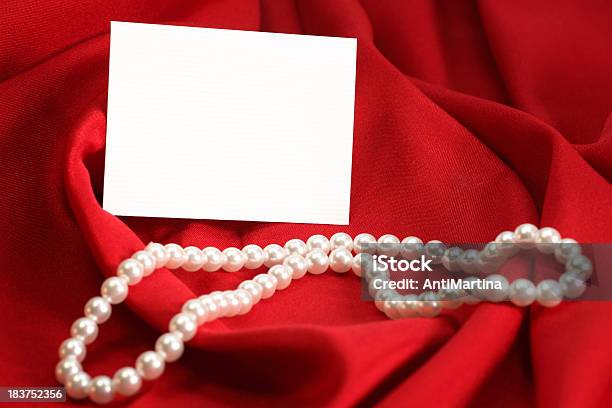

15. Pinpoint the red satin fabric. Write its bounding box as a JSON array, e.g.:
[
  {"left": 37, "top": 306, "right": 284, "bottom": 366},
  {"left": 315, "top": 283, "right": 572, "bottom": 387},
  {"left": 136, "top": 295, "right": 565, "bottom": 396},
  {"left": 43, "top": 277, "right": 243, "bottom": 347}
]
[{"left": 1, "top": 1, "right": 612, "bottom": 407}]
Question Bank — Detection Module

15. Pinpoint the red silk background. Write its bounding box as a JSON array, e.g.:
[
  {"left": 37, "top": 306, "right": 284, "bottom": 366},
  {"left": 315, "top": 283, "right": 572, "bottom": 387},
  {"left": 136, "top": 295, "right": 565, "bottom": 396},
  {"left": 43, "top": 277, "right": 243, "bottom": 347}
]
[{"left": 1, "top": 1, "right": 612, "bottom": 407}]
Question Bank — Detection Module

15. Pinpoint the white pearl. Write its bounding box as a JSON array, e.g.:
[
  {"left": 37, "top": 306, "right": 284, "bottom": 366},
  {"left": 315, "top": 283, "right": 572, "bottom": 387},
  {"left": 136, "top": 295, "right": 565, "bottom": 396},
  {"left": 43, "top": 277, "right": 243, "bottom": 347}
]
[
  {"left": 164, "top": 243, "right": 186, "bottom": 269},
  {"left": 329, "top": 248, "right": 353, "bottom": 273},
  {"left": 374, "top": 289, "right": 397, "bottom": 312},
  {"left": 509, "top": 278, "right": 537, "bottom": 306},
  {"left": 182, "top": 246, "right": 206, "bottom": 272},
  {"left": 101, "top": 277, "right": 128, "bottom": 304},
  {"left": 263, "top": 244, "right": 286, "bottom": 267},
  {"left": 84, "top": 296, "right": 111, "bottom": 324},
  {"left": 416, "top": 292, "right": 441, "bottom": 317},
  {"left": 397, "top": 296, "right": 420, "bottom": 317},
  {"left": 351, "top": 253, "right": 367, "bottom": 277},
  {"left": 442, "top": 247, "right": 463, "bottom": 272},
  {"left": 306, "top": 235, "right": 331, "bottom": 254},
  {"left": 459, "top": 249, "right": 480, "bottom": 273},
  {"left": 330, "top": 232, "right": 353, "bottom": 251},
  {"left": 155, "top": 332, "right": 184, "bottom": 362},
  {"left": 483, "top": 274, "right": 509, "bottom": 302},
  {"left": 234, "top": 289, "right": 254, "bottom": 314},
  {"left": 476, "top": 252, "right": 502, "bottom": 274},
  {"left": 238, "top": 280, "right": 264, "bottom": 304},
  {"left": 169, "top": 313, "right": 197, "bottom": 341},
  {"left": 353, "top": 233, "right": 377, "bottom": 254},
  {"left": 566, "top": 255, "right": 592, "bottom": 280},
  {"left": 383, "top": 300, "right": 402, "bottom": 319},
  {"left": 537, "top": 279, "right": 563, "bottom": 307},
  {"left": 400, "top": 237, "right": 424, "bottom": 259},
  {"left": 132, "top": 250, "right": 156, "bottom": 276},
  {"left": 253, "top": 274, "right": 278, "bottom": 299},
  {"left": 198, "top": 295, "right": 221, "bottom": 321},
  {"left": 242, "top": 244, "right": 265, "bottom": 269},
  {"left": 560, "top": 272, "right": 586, "bottom": 299},
  {"left": 554, "top": 238, "right": 581, "bottom": 263},
  {"left": 306, "top": 249, "right": 330, "bottom": 274},
  {"left": 437, "top": 289, "right": 463, "bottom": 309},
  {"left": 113, "top": 367, "right": 142, "bottom": 397},
  {"left": 495, "top": 231, "right": 520, "bottom": 257},
  {"left": 65, "top": 371, "right": 90, "bottom": 399},
  {"left": 59, "top": 337, "right": 86, "bottom": 362},
  {"left": 70, "top": 317, "right": 98, "bottom": 344},
  {"left": 535, "top": 227, "right": 561, "bottom": 253},
  {"left": 88, "top": 375, "right": 115, "bottom": 404},
  {"left": 116, "top": 258, "right": 144, "bottom": 285},
  {"left": 135, "top": 351, "right": 165, "bottom": 380},
  {"left": 55, "top": 357, "right": 82, "bottom": 384},
  {"left": 514, "top": 223, "right": 538, "bottom": 248},
  {"left": 283, "top": 254, "right": 308, "bottom": 279},
  {"left": 481, "top": 242, "right": 504, "bottom": 262},
  {"left": 222, "top": 291, "right": 242, "bottom": 317},
  {"left": 202, "top": 247, "right": 226, "bottom": 272},
  {"left": 222, "top": 247, "right": 246, "bottom": 272},
  {"left": 424, "top": 240, "right": 446, "bottom": 264},
  {"left": 182, "top": 299, "right": 208, "bottom": 325},
  {"left": 284, "top": 239, "right": 308, "bottom": 257},
  {"left": 377, "top": 234, "right": 400, "bottom": 256},
  {"left": 145, "top": 242, "right": 169, "bottom": 268},
  {"left": 268, "top": 264, "right": 292, "bottom": 289},
  {"left": 209, "top": 291, "right": 229, "bottom": 314}
]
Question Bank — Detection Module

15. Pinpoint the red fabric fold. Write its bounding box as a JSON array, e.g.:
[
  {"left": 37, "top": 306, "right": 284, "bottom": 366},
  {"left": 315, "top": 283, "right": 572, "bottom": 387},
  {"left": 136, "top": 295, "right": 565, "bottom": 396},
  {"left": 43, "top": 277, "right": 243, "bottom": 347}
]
[{"left": 1, "top": 1, "right": 611, "bottom": 407}]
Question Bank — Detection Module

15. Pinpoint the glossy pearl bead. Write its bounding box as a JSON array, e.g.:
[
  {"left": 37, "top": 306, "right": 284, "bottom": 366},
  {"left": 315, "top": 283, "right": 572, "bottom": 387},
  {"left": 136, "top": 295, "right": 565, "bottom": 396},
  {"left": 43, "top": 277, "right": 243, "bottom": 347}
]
[
  {"left": 222, "top": 291, "right": 241, "bottom": 317},
  {"left": 329, "top": 247, "right": 353, "bottom": 273},
  {"left": 183, "top": 246, "right": 206, "bottom": 272},
  {"left": 132, "top": 250, "right": 156, "bottom": 276},
  {"left": 199, "top": 295, "right": 221, "bottom": 321},
  {"left": 113, "top": 367, "right": 142, "bottom": 397},
  {"left": 306, "top": 234, "right": 331, "bottom": 254},
  {"left": 566, "top": 255, "right": 592, "bottom": 280},
  {"left": 164, "top": 243, "right": 186, "bottom": 269},
  {"left": 377, "top": 234, "right": 400, "bottom": 256},
  {"left": 70, "top": 317, "right": 98, "bottom": 344},
  {"left": 483, "top": 274, "right": 509, "bottom": 302},
  {"left": 425, "top": 240, "right": 447, "bottom": 264},
  {"left": 537, "top": 279, "right": 563, "bottom": 307},
  {"left": 155, "top": 332, "right": 184, "bottom": 362},
  {"left": 136, "top": 351, "right": 165, "bottom": 380},
  {"left": 263, "top": 244, "right": 286, "bottom": 267},
  {"left": 222, "top": 247, "right": 246, "bottom": 272},
  {"left": 351, "top": 253, "right": 367, "bottom": 277},
  {"left": 514, "top": 223, "right": 538, "bottom": 248},
  {"left": 253, "top": 273, "right": 278, "bottom": 299},
  {"left": 306, "top": 249, "right": 329, "bottom": 274},
  {"left": 495, "top": 231, "right": 520, "bottom": 257},
  {"left": 182, "top": 299, "right": 208, "bottom": 325},
  {"left": 535, "top": 227, "right": 561, "bottom": 253},
  {"left": 442, "top": 247, "right": 463, "bottom": 272},
  {"left": 59, "top": 337, "right": 86, "bottom": 362},
  {"left": 268, "top": 264, "right": 292, "bottom": 289},
  {"left": 238, "top": 280, "right": 264, "bottom": 303},
  {"left": 101, "top": 277, "right": 128, "bottom": 304},
  {"left": 88, "top": 375, "right": 114, "bottom": 404},
  {"left": 284, "top": 239, "right": 308, "bottom": 257},
  {"left": 84, "top": 296, "right": 111, "bottom": 324},
  {"left": 117, "top": 258, "right": 144, "bottom": 285},
  {"left": 202, "top": 247, "right": 226, "bottom": 272},
  {"left": 559, "top": 272, "right": 586, "bottom": 299},
  {"left": 400, "top": 237, "right": 424, "bottom": 259},
  {"left": 145, "top": 242, "right": 169, "bottom": 268},
  {"left": 330, "top": 232, "right": 353, "bottom": 251},
  {"left": 554, "top": 238, "right": 581, "bottom": 263},
  {"left": 55, "top": 357, "right": 82, "bottom": 384},
  {"left": 65, "top": 371, "right": 91, "bottom": 399},
  {"left": 242, "top": 244, "right": 265, "bottom": 269},
  {"left": 354, "top": 233, "right": 377, "bottom": 254},
  {"left": 169, "top": 313, "right": 197, "bottom": 341},
  {"left": 234, "top": 289, "right": 254, "bottom": 314},
  {"left": 283, "top": 254, "right": 308, "bottom": 279},
  {"left": 509, "top": 278, "right": 537, "bottom": 306},
  {"left": 459, "top": 249, "right": 479, "bottom": 273}
]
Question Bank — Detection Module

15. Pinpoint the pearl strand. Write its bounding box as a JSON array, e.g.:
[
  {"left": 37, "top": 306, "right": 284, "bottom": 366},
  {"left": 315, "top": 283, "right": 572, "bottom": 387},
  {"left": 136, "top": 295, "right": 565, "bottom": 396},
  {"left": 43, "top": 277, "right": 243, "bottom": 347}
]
[{"left": 55, "top": 224, "right": 591, "bottom": 404}]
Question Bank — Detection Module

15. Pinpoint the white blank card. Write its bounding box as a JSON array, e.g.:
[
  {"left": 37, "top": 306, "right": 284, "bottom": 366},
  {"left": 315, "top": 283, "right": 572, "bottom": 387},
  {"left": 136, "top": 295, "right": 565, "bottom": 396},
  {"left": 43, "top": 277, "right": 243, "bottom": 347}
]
[{"left": 104, "top": 21, "right": 356, "bottom": 225}]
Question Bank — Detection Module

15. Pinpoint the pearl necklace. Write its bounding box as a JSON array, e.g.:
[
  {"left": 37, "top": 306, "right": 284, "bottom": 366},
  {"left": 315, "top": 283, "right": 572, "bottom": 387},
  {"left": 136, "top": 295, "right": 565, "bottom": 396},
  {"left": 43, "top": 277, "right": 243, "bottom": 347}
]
[{"left": 55, "top": 223, "right": 592, "bottom": 404}]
